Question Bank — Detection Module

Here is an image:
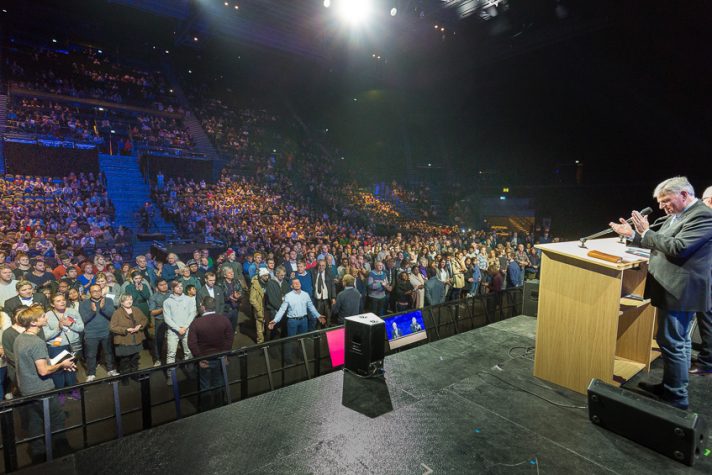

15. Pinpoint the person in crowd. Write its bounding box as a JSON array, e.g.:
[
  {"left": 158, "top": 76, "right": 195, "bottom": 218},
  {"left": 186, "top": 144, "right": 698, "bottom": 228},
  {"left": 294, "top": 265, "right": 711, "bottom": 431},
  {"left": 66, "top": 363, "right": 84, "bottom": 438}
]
[
  {"left": 13, "top": 254, "right": 32, "bottom": 281},
  {"left": 66, "top": 287, "right": 82, "bottom": 312},
  {"left": 162, "top": 253, "right": 179, "bottom": 282},
  {"left": 134, "top": 255, "right": 157, "bottom": 288},
  {"left": 466, "top": 257, "right": 482, "bottom": 297},
  {"left": 163, "top": 281, "right": 197, "bottom": 380},
  {"left": 295, "top": 261, "right": 313, "bottom": 299},
  {"left": 0, "top": 307, "right": 12, "bottom": 400},
  {"left": 250, "top": 268, "right": 270, "bottom": 344},
  {"left": 218, "top": 267, "right": 241, "bottom": 333},
  {"left": 0, "top": 265, "right": 19, "bottom": 309},
  {"left": 196, "top": 272, "right": 226, "bottom": 327},
  {"left": 3, "top": 306, "right": 29, "bottom": 399},
  {"left": 367, "top": 261, "right": 392, "bottom": 317},
  {"left": 265, "top": 266, "right": 290, "bottom": 337},
  {"left": 177, "top": 263, "right": 201, "bottom": 294},
  {"left": 44, "top": 293, "right": 83, "bottom": 402},
  {"left": 332, "top": 274, "right": 361, "bottom": 324},
  {"left": 26, "top": 258, "right": 55, "bottom": 290},
  {"left": 395, "top": 271, "right": 415, "bottom": 312},
  {"left": 110, "top": 294, "right": 147, "bottom": 377},
  {"left": 14, "top": 304, "right": 76, "bottom": 462},
  {"left": 5, "top": 281, "right": 50, "bottom": 318},
  {"left": 409, "top": 264, "right": 426, "bottom": 309},
  {"left": 506, "top": 252, "right": 524, "bottom": 288},
  {"left": 425, "top": 269, "right": 445, "bottom": 305},
  {"left": 311, "top": 259, "right": 336, "bottom": 326},
  {"left": 80, "top": 284, "right": 118, "bottom": 381},
  {"left": 188, "top": 296, "right": 233, "bottom": 410},
  {"left": 268, "top": 278, "right": 325, "bottom": 338},
  {"left": 148, "top": 278, "right": 171, "bottom": 365},
  {"left": 77, "top": 262, "right": 96, "bottom": 296}
]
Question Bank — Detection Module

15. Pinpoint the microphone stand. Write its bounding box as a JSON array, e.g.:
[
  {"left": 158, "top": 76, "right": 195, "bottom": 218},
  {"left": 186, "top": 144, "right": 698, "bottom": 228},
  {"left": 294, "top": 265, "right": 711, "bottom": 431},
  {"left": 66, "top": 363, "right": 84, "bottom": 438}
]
[{"left": 579, "top": 214, "right": 669, "bottom": 249}]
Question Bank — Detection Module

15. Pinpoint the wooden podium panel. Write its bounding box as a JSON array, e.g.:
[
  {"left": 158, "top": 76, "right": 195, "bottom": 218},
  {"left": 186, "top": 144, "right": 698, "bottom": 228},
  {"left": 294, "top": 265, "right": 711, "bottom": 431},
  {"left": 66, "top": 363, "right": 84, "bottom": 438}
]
[{"left": 533, "top": 238, "right": 657, "bottom": 394}]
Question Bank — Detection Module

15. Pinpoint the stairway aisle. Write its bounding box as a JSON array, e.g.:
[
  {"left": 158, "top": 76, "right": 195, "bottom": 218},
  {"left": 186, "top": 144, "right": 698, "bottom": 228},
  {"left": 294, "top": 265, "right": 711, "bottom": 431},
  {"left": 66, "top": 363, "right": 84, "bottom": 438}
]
[
  {"left": 0, "top": 94, "right": 8, "bottom": 175},
  {"left": 99, "top": 153, "right": 176, "bottom": 255}
]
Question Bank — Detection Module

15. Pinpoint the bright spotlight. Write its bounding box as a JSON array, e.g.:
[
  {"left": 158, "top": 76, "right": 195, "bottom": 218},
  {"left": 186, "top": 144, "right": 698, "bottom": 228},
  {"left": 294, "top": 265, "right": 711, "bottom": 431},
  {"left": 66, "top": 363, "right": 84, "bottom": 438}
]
[
  {"left": 337, "top": 0, "right": 372, "bottom": 25},
  {"left": 323, "top": 0, "right": 331, "bottom": 7},
  {"left": 390, "top": 7, "right": 397, "bottom": 16}
]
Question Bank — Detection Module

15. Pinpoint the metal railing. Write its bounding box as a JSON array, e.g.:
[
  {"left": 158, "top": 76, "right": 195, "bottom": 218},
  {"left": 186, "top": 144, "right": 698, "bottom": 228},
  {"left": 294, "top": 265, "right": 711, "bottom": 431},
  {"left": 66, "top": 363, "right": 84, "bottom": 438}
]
[{"left": 0, "top": 287, "right": 522, "bottom": 472}]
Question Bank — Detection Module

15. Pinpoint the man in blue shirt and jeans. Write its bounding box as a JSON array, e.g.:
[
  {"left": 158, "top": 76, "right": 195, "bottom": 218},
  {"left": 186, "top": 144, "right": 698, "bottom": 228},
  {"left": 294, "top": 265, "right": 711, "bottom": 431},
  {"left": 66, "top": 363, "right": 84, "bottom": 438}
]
[{"left": 268, "top": 278, "right": 326, "bottom": 337}]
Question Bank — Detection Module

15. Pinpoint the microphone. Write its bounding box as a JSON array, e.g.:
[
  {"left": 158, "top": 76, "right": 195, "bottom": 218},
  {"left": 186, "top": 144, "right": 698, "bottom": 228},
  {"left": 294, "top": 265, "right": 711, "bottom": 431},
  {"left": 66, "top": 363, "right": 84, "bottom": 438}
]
[
  {"left": 578, "top": 207, "right": 653, "bottom": 248},
  {"left": 622, "top": 207, "right": 653, "bottom": 225}
]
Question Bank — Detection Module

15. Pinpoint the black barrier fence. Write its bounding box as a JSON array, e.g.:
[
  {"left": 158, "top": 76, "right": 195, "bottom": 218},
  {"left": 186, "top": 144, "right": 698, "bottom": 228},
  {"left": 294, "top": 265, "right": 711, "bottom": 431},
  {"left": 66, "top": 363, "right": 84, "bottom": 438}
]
[{"left": 0, "top": 287, "right": 522, "bottom": 472}]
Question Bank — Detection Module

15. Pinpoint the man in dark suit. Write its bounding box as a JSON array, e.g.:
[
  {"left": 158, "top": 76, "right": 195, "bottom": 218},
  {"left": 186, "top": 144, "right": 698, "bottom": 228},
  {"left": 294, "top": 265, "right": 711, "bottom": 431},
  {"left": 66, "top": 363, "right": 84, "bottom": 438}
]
[
  {"left": 4, "top": 280, "right": 50, "bottom": 318},
  {"left": 311, "top": 259, "right": 336, "bottom": 326},
  {"left": 690, "top": 185, "right": 712, "bottom": 375},
  {"left": 196, "top": 272, "right": 226, "bottom": 326},
  {"left": 611, "top": 177, "right": 712, "bottom": 409},
  {"left": 332, "top": 274, "right": 361, "bottom": 325}
]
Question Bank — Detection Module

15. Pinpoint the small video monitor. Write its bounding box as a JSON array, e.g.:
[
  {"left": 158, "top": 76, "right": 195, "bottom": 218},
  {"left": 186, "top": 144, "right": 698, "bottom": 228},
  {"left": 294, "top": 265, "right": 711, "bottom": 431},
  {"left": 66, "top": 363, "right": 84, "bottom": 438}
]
[{"left": 383, "top": 309, "right": 427, "bottom": 350}]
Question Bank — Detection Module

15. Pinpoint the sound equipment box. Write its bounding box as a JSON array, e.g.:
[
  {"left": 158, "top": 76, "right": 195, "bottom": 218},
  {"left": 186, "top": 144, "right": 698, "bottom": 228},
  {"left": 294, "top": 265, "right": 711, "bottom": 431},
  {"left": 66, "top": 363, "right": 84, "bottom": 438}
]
[
  {"left": 344, "top": 313, "right": 385, "bottom": 376},
  {"left": 587, "top": 379, "right": 708, "bottom": 466},
  {"left": 522, "top": 279, "right": 539, "bottom": 317}
]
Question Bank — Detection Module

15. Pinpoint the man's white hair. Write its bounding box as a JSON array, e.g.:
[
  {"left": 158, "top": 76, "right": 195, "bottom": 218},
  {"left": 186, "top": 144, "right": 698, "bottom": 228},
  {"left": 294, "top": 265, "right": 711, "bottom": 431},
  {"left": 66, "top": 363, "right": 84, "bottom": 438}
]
[
  {"left": 702, "top": 186, "right": 712, "bottom": 200},
  {"left": 653, "top": 176, "right": 695, "bottom": 198}
]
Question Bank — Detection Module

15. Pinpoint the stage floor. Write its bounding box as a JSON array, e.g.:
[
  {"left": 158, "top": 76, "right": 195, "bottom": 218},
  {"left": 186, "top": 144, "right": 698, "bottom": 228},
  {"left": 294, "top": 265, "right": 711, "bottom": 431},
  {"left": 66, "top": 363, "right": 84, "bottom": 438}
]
[{"left": 33, "top": 316, "right": 712, "bottom": 474}]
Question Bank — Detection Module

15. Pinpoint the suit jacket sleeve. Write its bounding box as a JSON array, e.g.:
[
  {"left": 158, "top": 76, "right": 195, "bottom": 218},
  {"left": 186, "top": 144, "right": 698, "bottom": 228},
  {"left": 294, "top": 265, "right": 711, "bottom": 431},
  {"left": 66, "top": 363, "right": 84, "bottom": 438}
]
[{"left": 641, "top": 208, "right": 712, "bottom": 258}]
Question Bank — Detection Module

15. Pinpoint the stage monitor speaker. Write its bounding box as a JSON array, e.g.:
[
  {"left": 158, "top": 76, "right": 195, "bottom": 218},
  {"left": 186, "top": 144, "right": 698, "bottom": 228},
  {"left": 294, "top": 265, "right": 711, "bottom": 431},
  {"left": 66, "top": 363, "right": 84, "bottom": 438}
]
[
  {"left": 587, "top": 379, "right": 708, "bottom": 466},
  {"left": 344, "top": 313, "right": 385, "bottom": 376},
  {"left": 521, "top": 279, "right": 539, "bottom": 317}
]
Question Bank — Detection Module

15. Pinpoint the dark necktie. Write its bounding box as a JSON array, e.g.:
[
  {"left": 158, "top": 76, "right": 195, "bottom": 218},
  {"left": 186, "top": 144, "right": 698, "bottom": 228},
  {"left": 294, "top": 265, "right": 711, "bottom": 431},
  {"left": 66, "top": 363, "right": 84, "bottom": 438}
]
[{"left": 317, "top": 272, "right": 325, "bottom": 299}]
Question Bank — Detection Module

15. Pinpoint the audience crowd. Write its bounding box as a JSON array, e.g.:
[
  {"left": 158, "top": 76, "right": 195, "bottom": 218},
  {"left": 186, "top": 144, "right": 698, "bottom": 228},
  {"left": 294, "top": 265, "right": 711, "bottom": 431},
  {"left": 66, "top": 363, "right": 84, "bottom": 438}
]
[
  {"left": 4, "top": 42, "right": 179, "bottom": 111},
  {"left": 6, "top": 96, "right": 194, "bottom": 153}
]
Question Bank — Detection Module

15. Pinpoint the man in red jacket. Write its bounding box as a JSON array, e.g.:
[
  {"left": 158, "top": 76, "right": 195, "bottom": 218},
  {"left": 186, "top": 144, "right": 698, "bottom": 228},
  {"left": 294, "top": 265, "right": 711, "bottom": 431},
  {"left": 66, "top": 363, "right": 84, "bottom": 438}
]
[{"left": 188, "top": 296, "right": 233, "bottom": 410}]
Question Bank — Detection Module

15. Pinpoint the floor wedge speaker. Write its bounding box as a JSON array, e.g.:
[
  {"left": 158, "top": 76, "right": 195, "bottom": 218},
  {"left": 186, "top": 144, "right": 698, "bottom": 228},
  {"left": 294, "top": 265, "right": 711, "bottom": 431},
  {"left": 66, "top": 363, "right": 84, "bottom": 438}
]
[
  {"left": 587, "top": 379, "right": 708, "bottom": 466},
  {"left": 345, "top": 313, "right": 385, "bottom": 376}
]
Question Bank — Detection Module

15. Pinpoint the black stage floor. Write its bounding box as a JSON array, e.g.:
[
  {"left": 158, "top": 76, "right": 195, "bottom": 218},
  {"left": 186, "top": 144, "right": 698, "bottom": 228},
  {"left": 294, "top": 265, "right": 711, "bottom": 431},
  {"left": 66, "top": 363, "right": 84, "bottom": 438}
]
[{"left": 34, "top": 316, "right": 712, "bottom": 474}]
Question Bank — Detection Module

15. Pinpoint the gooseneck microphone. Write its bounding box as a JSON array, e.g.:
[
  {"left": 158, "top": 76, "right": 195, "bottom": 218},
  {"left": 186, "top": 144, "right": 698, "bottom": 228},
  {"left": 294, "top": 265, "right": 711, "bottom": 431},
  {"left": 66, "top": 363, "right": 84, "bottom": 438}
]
[{"left": 578, "top": 207, "right": 654, "bottom": 248}]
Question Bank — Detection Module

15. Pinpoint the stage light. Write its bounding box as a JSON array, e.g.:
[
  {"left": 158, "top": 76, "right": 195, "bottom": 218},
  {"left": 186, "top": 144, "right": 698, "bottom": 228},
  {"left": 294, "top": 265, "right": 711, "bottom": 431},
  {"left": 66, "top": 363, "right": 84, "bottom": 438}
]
[
  {"left": 337, "top": 0, "right": 372, "bottom": 25},
  {"left": 169, "top": 89, "right": 174, "bottom": 93},
  {"left": 434, "top": 24, "right": 438, "bottom": 29},
  {"left": 353, "top": 97, "right": 358, "bottom": 102},
  {"left": 97, "top": 107, "right": 104, "bottom": 111},
  {"left": 323, "top": 0, "right": 331, "bottom": 7},
  {"left": 97, "top": 49, "right": 103, "bottom": 54},
  {"left": 440, "top": 27, "right": 445, "bottom": 32},
  {"left": 390, "top": 7, "right": 397, "bottom": 16},
  {"left": 165, "top": 50, "right": 170, "bottom": 54},
  {"left": 193, "top": 37, "right": 199, "bottom": 42},
  {"left": 188, "top": 69, "right": 192, "bottom": 74},
  {"left": 224, "top": 1, "right": 228, "bottom": 5},
  {"left": 52, "top": 38, "right": 57, "bottom": 43},
  {"left": 341, "top": 157, "right": 345, "bottom": 160}
]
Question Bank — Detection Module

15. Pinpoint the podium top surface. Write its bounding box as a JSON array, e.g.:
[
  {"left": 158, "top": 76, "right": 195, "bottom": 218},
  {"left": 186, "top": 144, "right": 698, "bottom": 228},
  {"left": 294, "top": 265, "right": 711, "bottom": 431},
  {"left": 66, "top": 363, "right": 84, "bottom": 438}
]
[{"left": 535, "top": 238, "right": 648, "bottom": 270}]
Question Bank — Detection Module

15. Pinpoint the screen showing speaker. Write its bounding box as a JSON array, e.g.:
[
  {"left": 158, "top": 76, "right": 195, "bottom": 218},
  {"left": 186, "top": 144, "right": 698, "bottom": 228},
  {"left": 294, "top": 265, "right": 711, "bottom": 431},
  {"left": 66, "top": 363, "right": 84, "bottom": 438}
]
[{"left": 383, "top": 310, "right": 427, "bottom": 350}]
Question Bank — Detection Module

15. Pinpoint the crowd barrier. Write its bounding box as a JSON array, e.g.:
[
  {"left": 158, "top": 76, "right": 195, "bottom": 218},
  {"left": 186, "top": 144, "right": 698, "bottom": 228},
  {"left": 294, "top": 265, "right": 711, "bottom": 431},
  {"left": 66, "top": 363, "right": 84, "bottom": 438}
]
[{"left": 0, "top": 287, "right": 523, "bottom": 472}]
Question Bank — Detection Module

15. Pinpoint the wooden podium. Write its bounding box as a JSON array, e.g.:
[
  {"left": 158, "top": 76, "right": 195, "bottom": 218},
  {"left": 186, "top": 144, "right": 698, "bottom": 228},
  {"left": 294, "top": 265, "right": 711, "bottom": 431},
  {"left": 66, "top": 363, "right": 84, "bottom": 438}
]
[{"left": 533, "top": 238, "right": 660, "bottom": 394}]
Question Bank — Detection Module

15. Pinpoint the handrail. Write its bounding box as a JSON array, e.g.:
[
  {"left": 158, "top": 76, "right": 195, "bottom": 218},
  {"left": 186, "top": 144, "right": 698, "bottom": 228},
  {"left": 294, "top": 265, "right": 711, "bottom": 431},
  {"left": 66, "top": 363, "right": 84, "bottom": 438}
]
[{"left": 0, "top": 288, "right": 522, "bottom": 472}]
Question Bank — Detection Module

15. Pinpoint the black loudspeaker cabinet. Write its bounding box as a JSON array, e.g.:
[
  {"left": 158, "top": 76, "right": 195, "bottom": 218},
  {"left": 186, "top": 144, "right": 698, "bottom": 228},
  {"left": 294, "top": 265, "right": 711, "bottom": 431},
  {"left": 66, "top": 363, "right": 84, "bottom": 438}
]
[
  {"left": 522, "top": 279, "right": 539, "bottom": 317},
  {"left": 344, "top": 313, "right": 386, "bottom": 376},
  {"left": 587, "top": 379, "right": 708, "bottom": 466}
]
